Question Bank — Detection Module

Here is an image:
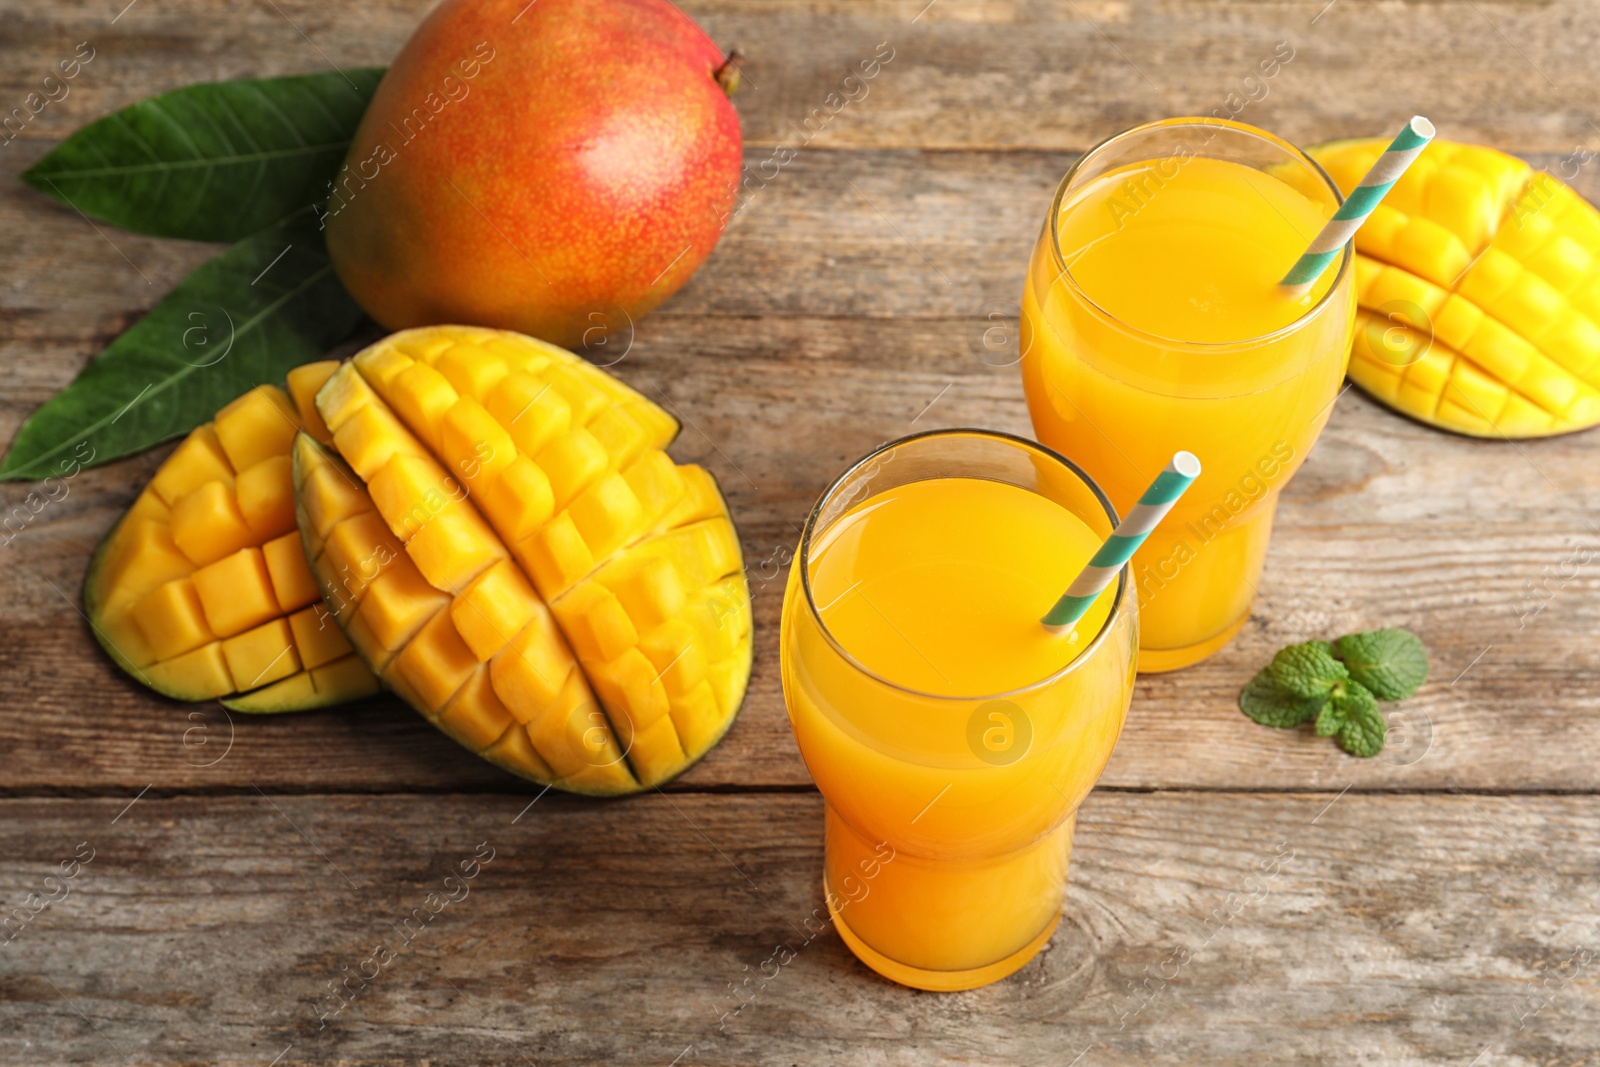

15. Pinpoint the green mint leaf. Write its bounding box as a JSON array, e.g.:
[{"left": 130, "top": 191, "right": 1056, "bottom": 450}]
[
  {"left": 1270, "top": 641, "right": 1349, "bottom": 700},
  {"left": 1313, "top": 698, "right": 1345, "bottom": 737},
  {"left": 23, "top": 69, "right": 384, "bottom": 242},
  {"left": 1335, "top": 628, "right": 1429, "bottom": 701},
  {"left": 1312, "top": 639, "right": 1337, "bottom": 658},
  {"left": 1239, "top": 667, "right": 1327, "bottom": 728},
  {"left": 1333, "top": 681, "right": 1387, "bottom": 757},
  {"left": 0, "top": 208, "right": 363, "bottom": 480}
]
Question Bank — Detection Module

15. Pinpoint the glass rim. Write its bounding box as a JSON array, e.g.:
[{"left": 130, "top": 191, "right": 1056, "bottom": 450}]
[
  {"left": 796, "top": 427, "right": 1130, "bottom": 703},
  {"left": 1046, "top": 116, "right": 1353, "bottom": 352}
]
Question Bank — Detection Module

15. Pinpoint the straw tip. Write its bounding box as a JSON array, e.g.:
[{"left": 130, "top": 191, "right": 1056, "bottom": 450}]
[
  {"left": 1408, "top": 116, "right": 1436, "bottom": 139},
  {"left": 1171, "top": 450, "right": 1202, "bottom": 478}
]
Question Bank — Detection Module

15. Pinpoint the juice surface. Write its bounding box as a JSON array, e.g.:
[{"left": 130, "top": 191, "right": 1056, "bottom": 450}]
[
  {"left": 1058, "top": 155, "right": 1336, "bottom": 344},
  {"left": 808, "top": 476, "right": 1111, "bottom": 697}
]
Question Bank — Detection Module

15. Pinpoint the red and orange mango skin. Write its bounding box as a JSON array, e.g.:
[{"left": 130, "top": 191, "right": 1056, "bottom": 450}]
[{"left": 325, "top": 0, "right": 743, "bottom": 349}]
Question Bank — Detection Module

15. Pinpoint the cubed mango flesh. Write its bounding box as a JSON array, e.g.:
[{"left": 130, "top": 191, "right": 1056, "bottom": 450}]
[
  {"left": 298, "top": 327, "right": 750, "bottom": 795},
  {"left": 1309, "top": 137, "right": 1600, "bottom": 437},
  {"left": 84, "top": 372, "right": 379, "bottom": 710}
]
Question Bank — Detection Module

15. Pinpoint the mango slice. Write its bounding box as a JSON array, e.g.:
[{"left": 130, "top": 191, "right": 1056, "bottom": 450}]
[
  {"left": 1309, "top": 137, "right": 1600, "bottom": 437},
  {"left": 296, "top": 326, "right": 751, "bottom": 794},
  {"left": 84, "top": 368, "right": 381, "bottom": 712}
]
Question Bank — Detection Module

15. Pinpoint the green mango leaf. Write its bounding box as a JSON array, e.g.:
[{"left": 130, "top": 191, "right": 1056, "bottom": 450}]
[
  {"left": 0, "top": 207, "right": 363, "bottom": 481},
  {"left": 22, "top": 68, "right": 384, "bottom": 242}
]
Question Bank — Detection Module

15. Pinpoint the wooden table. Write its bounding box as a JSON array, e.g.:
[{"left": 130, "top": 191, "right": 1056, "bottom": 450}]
[{"left": 5, "top": 1, "right": 1600, "bottom": 1063}]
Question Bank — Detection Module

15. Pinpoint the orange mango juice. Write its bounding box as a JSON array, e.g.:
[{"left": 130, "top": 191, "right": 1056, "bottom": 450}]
[
  {"left": 1021, "top": 122, "right": 1356, "bottom": 671},
  {"left": 781, "top": 435, "right": 1136, "bottom": 991}
]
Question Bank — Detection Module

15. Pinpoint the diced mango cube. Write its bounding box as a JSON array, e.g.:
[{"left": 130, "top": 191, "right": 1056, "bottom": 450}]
[
  {"left": 143, "top": 641, "right": 233, "bottom": 701},
  {"left": 600, "top": 554, "right": 686, "bottom": 635},
  {"left": 520, "top": 511, "right": 594, "bottom": 598},
  {"left": 588, "top": 648, "right": 672, "bottom": 734},
  {"left": 321, "top": 511, "right": 403, "bottom": 609},
  {"left": 99, "top": 520, "right": 193, "bottom": 607},
  {"left": 619, "top": 713, "right": 686, "bottom": 784},
  {"left": 285, "top": 361, "right": 340, "bottom": 444},
  {"left": 638, "top": 619, "right": 708, "bottom": 697},
  {"left": 149, "top": 425, "right": 233, "bottom": 505},
  {"left": 214, "top": 386, "right": 300, "bottom": 471},
  {"left": 288, "top": 604, "right": 355, "bottom": 670},
  {"left": 170, "top": 480, "right": 255, "bottom": 566},
  {"left": 489, "top": 609, "right": 575, "bottom": 722},
  {"left": 367, "top": 453, "right": 462, "bottom": 543},
  {"left": 440, "top": 397, "right": 516, "bottom": 484},
  {"left": 451, "top": 559, "right": 540, "bottom": 661},
  {"left": 586, "top": 407, "right": 650, "bottom": 469},
  {"left": 221, "top": 617, "right": 301, "bottom": 691},
  {"left": 133, "top": 578, "right": 214, "bottom": 661},
  {"left": 389, "top": 608, "right": 478, "bottom": 712},
  {"left": 235, "top": 454, "right": 296, "bottom": 541},
  {"left": 192, "top": 547, "right": 280, "bottom": 638},
  {"left": 435, "top": 343, "right": 509, "bottom": 399},
  {"left": 485, "top": 370, "right": 571, "bottom": 457},
  {"left": 536, "top": 427, "right": 608, "bottom": 510},
  {"left": 552, "top": 581, "right": 637, "bottom": 663},
  {"left": 567, "top": 472, "right": 644, "bottom": 563},
  {"left": 333, "top": 401, "right": 430, "bottom": 482},
  {"left": 389, "top": 361, "right": 459, "bottom": 451},
  {"left": 357, "top": 553, "right": 450, "bottom": 652},
  {"left": 436, "top": 667, "right": 517, "bottom": 750},
  {"left": 315, "top": 363, "right": 380, "bottom": 434},
  {"left": 405, "top": 504, "right": 506, "bottom": 594},
  {"left": 298, "top": 445, "right": 375, "bottom": 540},
  {"left": 478, "top": 455, "right": 554, "bottom": 544},
  {"left": 669, "top": 680, "right": 726, "bottom": 755},
  {"left": 483, "top": 721, "right": 556, "bottom": 781},
  {"left": 261, "top": 531, "right": 319, "bottom": 613}
]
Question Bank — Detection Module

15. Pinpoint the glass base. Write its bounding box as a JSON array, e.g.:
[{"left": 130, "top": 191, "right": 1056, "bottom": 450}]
[
  {"left": 1137, "top": 611, "right": 1250, "bottom": 673},
  {"left": 828, "top": 881, "right": 1062, "bottom": 991}
]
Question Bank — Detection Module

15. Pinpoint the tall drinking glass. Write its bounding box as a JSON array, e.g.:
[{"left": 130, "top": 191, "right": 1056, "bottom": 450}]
[
  {"left": 780, "top": 430, "right": 1137, "bottom": 991},
  {"left": 1020, "top": 118, "right": 1357, "bottom": 672}
]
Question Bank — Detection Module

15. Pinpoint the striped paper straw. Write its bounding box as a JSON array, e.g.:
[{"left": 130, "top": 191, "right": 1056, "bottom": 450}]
[
  {"left": 1042, "top": 451, "right": 1202, "bottom": 634},
  {"left": 1279, "top": 116, "right": 1436, "bottom": 293}
]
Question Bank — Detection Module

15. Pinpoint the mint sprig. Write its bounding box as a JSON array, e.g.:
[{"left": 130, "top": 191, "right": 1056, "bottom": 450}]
[{"left": 1239, "top": 628, "right": 1428, "bottom": 758}]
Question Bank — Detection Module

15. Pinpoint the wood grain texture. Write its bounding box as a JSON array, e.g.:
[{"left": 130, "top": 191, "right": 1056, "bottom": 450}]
[
  {"left": 3, "top": 0, "right": 1599, "bottom": 154},
  {"left": 2, "top": 792, "right": 1597, "bottom": 1066},
  {"left": 6, "top": 1, "right": 1600, "bottom": 1061},
  {"left": 3, "top": 143, "right": 1598, "bottom": 794}
]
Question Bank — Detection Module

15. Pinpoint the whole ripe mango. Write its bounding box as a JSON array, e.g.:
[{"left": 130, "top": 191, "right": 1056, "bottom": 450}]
[
  {"left": 325, "top": 0, "right": 742, "bottom": 349},
  {"left": 1308, "top": 137, "right": 1600, "bottom": 438}
]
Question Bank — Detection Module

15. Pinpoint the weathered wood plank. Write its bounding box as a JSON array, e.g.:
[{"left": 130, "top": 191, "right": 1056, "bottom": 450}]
[
  {"left": 3, "top": 140, "right": 1599, "bottom": 794},
  {"left": 4, "top": 0, "right": 1599, "bottom": 155},
  {"left": 1, "top": 792, "right": 1595, "bottom": 1065}
]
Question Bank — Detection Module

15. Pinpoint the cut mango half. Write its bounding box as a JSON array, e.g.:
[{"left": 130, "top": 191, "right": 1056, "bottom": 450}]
[
  {"left": 296, "top": 326, "right": 751, "bottom": 794},
  {"left": 84, "top": 367, "right": 381, "bottom": 712},
  {"left": 1309, "top": 138, "right": 1600, "bottom": 437}
]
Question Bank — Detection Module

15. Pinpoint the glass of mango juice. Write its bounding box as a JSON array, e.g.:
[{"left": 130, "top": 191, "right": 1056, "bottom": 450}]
[
  {"left": 780, "top": 430, "right": 1137, "bottom": 991},
  {"left": 1020, "top": 118, "right": 1357, "bottom": 672}
]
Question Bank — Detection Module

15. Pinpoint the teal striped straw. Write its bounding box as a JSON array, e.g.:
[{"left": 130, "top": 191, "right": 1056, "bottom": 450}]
[
  {"left": 1279, "top": 116, "right": 1436, "bottom": 293},
  {"left": 1042, "top": 451, "right": 1201, "bottom": 634}
]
